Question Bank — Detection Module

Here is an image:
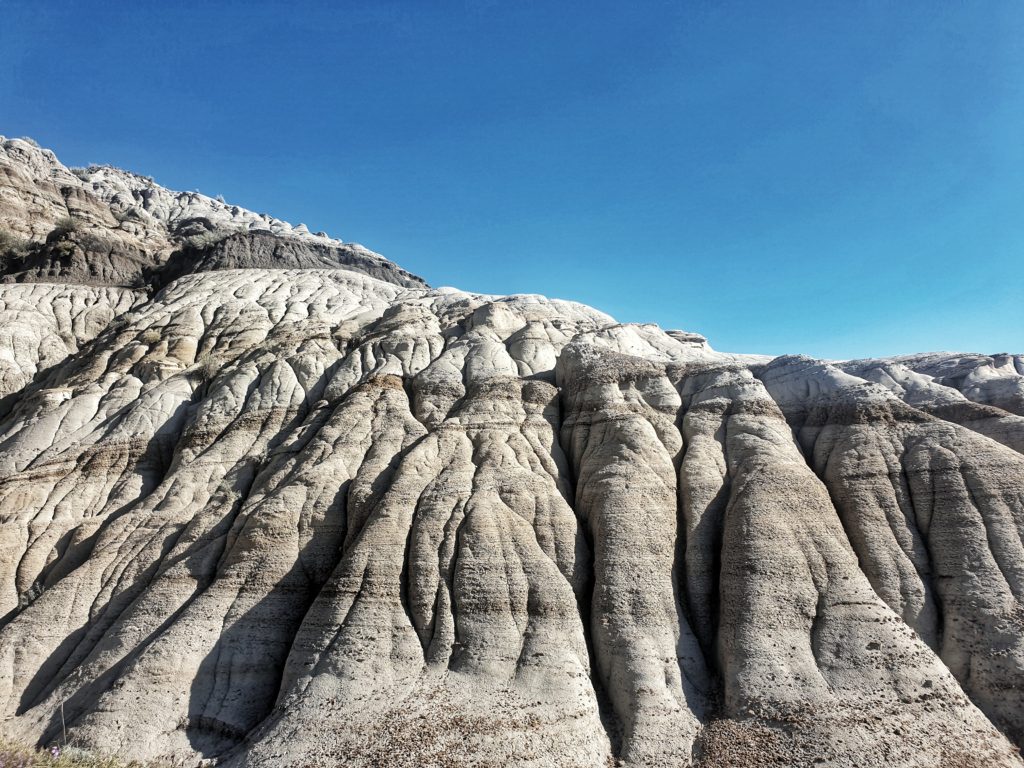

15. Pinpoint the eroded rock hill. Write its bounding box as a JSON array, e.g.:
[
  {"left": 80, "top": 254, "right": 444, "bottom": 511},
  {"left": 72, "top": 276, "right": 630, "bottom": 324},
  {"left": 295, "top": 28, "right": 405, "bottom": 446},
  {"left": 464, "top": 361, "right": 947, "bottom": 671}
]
[
  {"left": 0, "top": 137, "right": 1022, "bottom": 768},
  {"left": 0, "top": 138, "right": 424, "bottom": 290}
]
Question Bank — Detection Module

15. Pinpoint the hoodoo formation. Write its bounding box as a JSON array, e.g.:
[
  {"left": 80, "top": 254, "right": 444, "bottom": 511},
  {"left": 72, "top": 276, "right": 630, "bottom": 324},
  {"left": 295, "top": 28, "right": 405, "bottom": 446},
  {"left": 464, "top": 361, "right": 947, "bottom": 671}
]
[{"left": 0, "top": 136, "right": 1022, "bottom": 766}]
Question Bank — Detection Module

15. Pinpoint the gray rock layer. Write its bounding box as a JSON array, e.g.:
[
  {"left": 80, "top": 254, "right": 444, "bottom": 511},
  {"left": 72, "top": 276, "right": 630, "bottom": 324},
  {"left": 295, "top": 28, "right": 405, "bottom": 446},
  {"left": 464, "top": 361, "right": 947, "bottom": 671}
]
[{"left": 0, "top": 139, "right": 1022, "bottom": 768}]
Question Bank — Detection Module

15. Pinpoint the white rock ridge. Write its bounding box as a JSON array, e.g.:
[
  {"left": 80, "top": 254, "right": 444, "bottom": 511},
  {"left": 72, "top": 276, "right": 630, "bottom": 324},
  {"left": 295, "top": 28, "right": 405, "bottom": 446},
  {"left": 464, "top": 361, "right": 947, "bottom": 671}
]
[{"left": 0, "top": 139, "right": 1022, "bottom": 767}]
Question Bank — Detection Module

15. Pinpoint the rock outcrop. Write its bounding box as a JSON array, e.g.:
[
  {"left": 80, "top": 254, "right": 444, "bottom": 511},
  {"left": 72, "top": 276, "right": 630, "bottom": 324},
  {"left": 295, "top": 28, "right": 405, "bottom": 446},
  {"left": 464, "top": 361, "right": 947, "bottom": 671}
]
[
  {"left": 0, "top": 137, "right": 1021, "bottom": 767},
  {"left": 0, "top": 137, "right": 424, "bottom": 290}
]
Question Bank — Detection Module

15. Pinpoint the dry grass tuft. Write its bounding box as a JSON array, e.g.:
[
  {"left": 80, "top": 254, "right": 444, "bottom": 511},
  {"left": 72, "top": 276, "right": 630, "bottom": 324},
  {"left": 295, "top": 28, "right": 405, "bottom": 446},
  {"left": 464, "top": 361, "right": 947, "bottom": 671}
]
[{"left": 0, "top": 740, "right": 166, "bottom": 768}]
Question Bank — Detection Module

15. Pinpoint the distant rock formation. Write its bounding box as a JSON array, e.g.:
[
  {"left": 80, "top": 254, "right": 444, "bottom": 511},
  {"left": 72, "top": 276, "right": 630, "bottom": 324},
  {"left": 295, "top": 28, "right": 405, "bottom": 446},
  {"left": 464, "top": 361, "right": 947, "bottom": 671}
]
[
  {"left": 0, "top": 136, "right": 1021, "bottom": 767},
  {"left": 0, "top": 137, "right": 424, "bottom": 289}
]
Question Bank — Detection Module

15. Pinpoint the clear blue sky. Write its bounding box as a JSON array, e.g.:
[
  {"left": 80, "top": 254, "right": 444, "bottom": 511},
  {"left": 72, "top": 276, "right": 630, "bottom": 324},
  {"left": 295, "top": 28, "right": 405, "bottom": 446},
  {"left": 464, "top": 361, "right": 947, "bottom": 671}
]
[{"left": 2, "top": 1, "right": 1021, "bottom": 358}]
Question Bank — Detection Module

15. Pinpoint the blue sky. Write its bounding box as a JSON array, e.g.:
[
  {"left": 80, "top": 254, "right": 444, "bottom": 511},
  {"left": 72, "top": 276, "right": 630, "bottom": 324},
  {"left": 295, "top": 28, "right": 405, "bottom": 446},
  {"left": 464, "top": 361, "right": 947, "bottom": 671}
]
[{"left": 2, "top": 1, "right": 1021, "bottom": 358}]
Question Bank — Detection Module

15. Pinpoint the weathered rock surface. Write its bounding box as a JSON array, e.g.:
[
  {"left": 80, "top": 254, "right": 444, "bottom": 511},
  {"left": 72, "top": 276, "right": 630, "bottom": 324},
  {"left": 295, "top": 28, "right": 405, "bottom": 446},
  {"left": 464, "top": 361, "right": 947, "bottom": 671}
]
[
  {"left": 0, "top": 137, "right": 424, "bottom": 289},
  {"left": 0, "top": 139, "right": 1021, "bottom": 767}
]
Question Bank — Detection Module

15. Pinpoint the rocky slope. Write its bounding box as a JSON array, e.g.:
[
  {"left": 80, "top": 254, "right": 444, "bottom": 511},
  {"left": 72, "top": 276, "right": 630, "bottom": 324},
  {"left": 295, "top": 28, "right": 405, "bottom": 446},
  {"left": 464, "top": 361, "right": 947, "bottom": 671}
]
[
  {"left": 0, "top": 138, "right": 423, "bottom": 290},
  {"left": 0, "top": 136, "right": 1021, "bottom": 767}
]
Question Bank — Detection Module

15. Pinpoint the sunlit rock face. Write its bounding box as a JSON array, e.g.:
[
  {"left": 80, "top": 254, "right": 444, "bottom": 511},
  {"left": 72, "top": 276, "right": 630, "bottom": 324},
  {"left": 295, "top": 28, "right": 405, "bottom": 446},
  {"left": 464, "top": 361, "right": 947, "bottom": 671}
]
[{"left": 1, "top": 137, "right": 1022, "bottom": 768}]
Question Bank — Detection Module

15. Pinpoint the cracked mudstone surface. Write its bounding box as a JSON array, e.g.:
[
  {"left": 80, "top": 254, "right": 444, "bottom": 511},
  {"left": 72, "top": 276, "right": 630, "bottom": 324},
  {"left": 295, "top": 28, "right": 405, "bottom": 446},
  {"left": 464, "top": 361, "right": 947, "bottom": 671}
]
[{"left": 0, "top": 136, "right": 1022, "bottom": 767}]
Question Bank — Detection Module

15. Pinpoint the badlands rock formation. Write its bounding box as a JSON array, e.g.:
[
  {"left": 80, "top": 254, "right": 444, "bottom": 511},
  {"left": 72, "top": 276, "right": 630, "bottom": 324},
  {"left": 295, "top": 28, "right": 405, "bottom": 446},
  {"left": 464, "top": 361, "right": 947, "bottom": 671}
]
[{"left": 0, "top": 136, "right": 1021, "bottom": 767}]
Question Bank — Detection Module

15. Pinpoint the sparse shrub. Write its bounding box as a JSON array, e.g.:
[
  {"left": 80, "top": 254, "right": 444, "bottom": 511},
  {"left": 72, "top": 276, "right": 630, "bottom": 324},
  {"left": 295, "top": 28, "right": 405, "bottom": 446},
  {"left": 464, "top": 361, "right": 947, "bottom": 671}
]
[
  {"left": 139, "top": 328, "right": 162, "bottom": 346},
  {"left": 17, "top": 136, "right": 40, "bottom": 148},
  {"left": 0, "top": 229, "right": 27, "bottom": 251},
  {"left": 0, "top": 229, "right": 29, "bottom": 271},
  {"left": 195, "top": 355, "right": 221, "bottom": 383},
  {"left": 51, "top": 216, "right": 80, "bottom": 239},
  {"left": 68, "top": 164, "right": 103, "bottom": 181},
  {"left": 0, "top": 738, "right": 167, "bottom": 767}
]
